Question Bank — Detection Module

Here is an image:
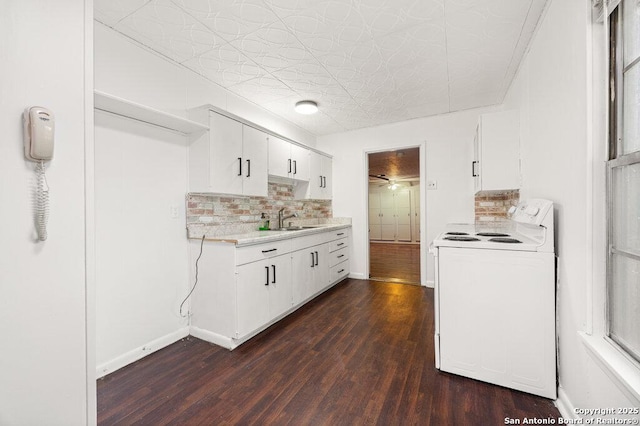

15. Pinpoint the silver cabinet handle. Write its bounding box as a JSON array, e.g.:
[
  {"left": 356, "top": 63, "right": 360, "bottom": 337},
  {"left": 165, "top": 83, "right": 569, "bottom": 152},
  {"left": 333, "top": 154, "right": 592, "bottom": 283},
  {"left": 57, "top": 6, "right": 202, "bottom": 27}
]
[
  {"left": 311, "top": 252, "right": 315, "bottom": 267},
  {"left": 315, "top": 251, "right": 319, "bottom": 266},
  {"left": 238, "top": 157, "right": 242, "bottom": 176},
  {"left": 265, "top": 266, "right": 269, "bottom": 286},
  {"left": 271, "top": 264, "right": 276, "bottom": 283}
]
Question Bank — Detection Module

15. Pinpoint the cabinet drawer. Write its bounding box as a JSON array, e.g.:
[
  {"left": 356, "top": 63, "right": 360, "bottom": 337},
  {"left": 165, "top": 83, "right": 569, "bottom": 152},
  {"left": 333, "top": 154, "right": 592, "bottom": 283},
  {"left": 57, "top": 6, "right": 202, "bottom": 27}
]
[
  {"left": 329, "top": 247, "right": 348, "bottom": 267},
  {"left": 291, "top": 233, "right": 324, "bottom": 251},
  {"left": 329, "top": 229, "right": 349, "bottom": 241},
  {"left": 330, "top": 260, "right": 349, "bottom": 283},
  {"left": 328, "top": 238, "right": 348, "bottom": 253},
  {"left": 236, "top": 239, "right": 292, "bottom": 266}
]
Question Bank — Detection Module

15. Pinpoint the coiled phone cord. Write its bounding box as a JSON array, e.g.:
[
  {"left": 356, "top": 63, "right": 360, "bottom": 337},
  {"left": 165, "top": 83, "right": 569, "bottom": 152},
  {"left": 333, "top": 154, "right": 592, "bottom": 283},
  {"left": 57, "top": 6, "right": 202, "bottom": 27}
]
[{"left": 35, "top": 160, "right": 50, "bottom": 241}]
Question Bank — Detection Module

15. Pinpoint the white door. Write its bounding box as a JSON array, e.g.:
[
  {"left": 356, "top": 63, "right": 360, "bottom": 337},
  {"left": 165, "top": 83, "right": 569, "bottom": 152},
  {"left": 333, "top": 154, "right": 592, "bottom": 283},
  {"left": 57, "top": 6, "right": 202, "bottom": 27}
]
[
  {"left": 368, "top": 192, "right": 381, "bottom": 240},
  {"left": 395, "top": 191, "right": 411, "bottom": 241},
  {"left": 268, "top": 135, "right": 291, "bottom": 179},
  {"left": 242, "top": 125, "right": 268, "bottom": 197},
  {"left": 413, "top": 188, "right": 421, "bottom": 242},
  {"left": 290, "top": 144, "right": 310, "bottom": 181},
  {"left": 268, "top": 254, "right": 292, "bottom": 319},
  {"left": 236, "top": 260, "right": 270, "bottom": 338},
  {"left": 210, "top": 112, "right": 243, "bottom": 195},
  {"left": 379, "top": 192, "right": 396, "bottom": 241},
  {"left": 313, "top": 243, "right": 330, "bottom": 292},
  {"left": 321, "top": 155, "right": 332, "bottom": 199},
  {"left": 292, "top": 249, "right": 315, "bottom": 305}
]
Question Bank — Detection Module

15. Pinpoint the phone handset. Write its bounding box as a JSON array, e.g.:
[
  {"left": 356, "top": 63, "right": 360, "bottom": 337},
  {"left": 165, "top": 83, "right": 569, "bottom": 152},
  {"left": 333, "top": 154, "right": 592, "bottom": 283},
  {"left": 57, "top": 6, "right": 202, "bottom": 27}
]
[{"left": 23, "top": 107, "right": 55, "bottom": 241}]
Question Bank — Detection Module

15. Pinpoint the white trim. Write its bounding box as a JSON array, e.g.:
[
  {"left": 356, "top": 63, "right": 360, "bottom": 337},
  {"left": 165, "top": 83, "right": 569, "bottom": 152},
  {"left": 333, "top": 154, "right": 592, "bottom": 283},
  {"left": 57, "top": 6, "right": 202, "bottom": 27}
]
[
  {"left": 363, "top": 143, "right": 428, "bottom": 285},
  {"left": 96, "top": 327, "right": 190, "bottom": 378},
  {"left": 555, "top": 385, "right": 579, "bottom": 420},
  {"left": 349, "top": 272, "right": 367, "bottom": 280},
  {"left": 425, "top": 280, "right": 434, "bottom": 288},
  {"left": 580, "top": 332, "right": 640, "bottom": 404},
  {"left": 84, "top": 0, "right": 96, "bottom": 424},
  {"left": 189, "top": 326, "right": 236, "bottom": 350}
]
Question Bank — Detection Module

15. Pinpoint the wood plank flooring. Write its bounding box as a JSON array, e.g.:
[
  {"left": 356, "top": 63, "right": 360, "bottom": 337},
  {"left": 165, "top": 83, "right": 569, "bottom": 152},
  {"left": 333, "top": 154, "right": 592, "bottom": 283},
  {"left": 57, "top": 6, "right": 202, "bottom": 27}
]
[
  {"left": 97, "top": 279, "right": 559, "bottom": 425},
  {"left": 370, "top": 242, "right": 421, "bottom": 284}
]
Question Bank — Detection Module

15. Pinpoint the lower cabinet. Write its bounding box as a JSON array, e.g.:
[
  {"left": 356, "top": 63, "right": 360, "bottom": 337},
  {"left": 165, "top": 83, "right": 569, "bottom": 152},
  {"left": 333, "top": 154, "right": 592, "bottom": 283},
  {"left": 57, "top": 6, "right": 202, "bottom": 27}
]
[
  {"left": 189, "top": 227, "right": 351, "bottom": 349},
  {"left": 236, "top": 253, "right": 292, "bottom": 339}
]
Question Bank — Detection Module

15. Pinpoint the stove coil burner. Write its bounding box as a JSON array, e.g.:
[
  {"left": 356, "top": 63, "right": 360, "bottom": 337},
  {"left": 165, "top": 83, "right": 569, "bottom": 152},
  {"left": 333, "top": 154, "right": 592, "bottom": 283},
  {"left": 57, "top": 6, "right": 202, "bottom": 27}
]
[
  {"left": 489, "top": 237, "right": 522, "bottom": 243},
  {"left": 476, "top": 232, "right": 511, "bottom": 237},
  {"left": 445, "top": 232, "right": 469, "bottom": 236},
  {"left": 444, "top": 236, "right": 481, "bottom": 242}
]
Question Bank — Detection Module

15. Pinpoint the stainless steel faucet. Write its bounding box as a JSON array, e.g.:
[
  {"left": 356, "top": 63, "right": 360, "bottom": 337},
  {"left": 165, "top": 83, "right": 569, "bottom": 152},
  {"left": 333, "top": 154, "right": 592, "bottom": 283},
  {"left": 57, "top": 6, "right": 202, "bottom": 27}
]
[{"left": 278, "top": 208, "right": 298, "bottom": 229}]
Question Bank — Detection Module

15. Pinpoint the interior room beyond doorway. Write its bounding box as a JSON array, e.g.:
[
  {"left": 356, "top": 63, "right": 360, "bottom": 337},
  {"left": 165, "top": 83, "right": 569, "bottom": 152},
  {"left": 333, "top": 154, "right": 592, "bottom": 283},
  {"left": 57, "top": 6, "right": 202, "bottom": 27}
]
[{"left": 368, "top": 148, "right": 421, "bottom": 285}]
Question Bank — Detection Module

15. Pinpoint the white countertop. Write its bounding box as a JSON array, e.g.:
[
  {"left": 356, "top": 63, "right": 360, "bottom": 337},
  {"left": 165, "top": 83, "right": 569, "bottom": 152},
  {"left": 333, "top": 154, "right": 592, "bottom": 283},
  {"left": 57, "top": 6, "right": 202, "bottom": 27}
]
[{"left": 190, "top": 223, "right": 351, "bottom": 246}]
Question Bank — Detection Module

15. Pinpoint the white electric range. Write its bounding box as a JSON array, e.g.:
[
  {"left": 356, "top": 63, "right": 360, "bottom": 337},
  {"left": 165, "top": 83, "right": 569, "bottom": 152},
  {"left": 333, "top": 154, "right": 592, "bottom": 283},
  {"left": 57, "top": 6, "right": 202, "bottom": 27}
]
[{"left": 431, "top": 199, "right": 557, "bottom": 399}]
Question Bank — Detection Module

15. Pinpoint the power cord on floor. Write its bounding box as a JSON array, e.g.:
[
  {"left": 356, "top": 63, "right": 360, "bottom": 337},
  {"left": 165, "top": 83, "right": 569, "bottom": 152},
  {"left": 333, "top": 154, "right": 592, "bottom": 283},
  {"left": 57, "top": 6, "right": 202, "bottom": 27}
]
[{"left": 180, "top": 234, "right": 205, "bottom": 318}]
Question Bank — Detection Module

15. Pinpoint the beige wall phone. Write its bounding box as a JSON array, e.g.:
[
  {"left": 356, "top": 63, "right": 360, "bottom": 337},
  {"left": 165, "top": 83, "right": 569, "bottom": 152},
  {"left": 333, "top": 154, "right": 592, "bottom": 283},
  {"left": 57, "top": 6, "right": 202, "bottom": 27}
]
[{"left": 23, "top": 107, "right": 55, "bottom": 241}]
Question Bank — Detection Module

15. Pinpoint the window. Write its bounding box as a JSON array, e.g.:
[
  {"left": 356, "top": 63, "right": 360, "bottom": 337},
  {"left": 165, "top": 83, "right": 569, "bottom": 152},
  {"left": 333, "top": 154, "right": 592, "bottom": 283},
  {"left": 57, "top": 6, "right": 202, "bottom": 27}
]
[{"left": 607, "top": 0, "right": 640, "bottom": 363}]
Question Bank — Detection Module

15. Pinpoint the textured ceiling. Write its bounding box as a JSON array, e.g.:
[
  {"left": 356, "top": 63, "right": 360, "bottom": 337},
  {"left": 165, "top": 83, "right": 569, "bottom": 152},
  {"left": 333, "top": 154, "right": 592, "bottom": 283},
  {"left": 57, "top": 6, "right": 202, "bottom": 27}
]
[
  {"left": 95, "top": 0, "right": 547, "bottom": 136},
  {"left": 368, "top": 148, "right": 420, "bottom": 182}
]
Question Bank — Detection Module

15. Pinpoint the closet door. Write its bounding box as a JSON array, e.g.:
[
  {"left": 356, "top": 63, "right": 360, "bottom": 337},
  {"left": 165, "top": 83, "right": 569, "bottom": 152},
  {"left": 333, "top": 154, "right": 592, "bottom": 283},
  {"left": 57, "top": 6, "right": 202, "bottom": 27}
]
[
  {"left": 395, "top": 191, "right": 411, "bottom": 242},
  {"left": 379, "top": 192, "right": 396, "bottom": 241},
  {"left": 368, "top": 192, "right": 382, "bottom": 240}
]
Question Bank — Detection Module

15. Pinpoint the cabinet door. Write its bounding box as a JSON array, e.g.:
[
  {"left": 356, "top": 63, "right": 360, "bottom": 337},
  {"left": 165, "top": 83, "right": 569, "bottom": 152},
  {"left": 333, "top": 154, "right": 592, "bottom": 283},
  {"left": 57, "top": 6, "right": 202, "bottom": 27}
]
[
  {"left": 268, "top": 135, "right": 291, "bottom": 179},
  {"left": 313, "top": 243, "right": 330, "bottom": 292},
  {"left": 292, "top": 249, "right": 315, "bottom": 305},
  {"left": 321, "top": 155, "right": 332, "bottom": 199},
  {"left": 473, "top": 126, "right": 481, "bottom": 193},
  {"left": 308, "top": 152, "right": 324, "bottom": 199},
  {"left": 236, "top": 260, "right": 270, "bottom": 338},
  {"left": 290, "top": 144, "right": 310, "bottom": 181},
  {"left": 268, "top": 254, "right": 292, "bottom": 319},
  {"left": 242, "top": 125, "right": 268, "bottom": 197},
  {"left": 210, "top": 112, "right": 243, "bottom": 195}
]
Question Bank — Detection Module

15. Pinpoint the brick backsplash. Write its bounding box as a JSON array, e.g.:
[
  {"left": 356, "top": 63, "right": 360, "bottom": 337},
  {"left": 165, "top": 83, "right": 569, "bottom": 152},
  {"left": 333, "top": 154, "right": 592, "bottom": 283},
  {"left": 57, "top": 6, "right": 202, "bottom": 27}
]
[
  {"left": 475, "top": 190, "right": 520, "bottom": 223},
  {"left": 186, "top": 182, "right": 332, "bottom": 234}
]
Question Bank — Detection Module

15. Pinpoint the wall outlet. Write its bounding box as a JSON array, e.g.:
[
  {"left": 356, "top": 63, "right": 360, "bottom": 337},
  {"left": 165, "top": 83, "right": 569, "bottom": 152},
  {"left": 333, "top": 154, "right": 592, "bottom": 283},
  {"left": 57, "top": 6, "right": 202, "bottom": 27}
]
[
  {"left": 427, "top": 180, "right": 438, "bottom": 190},
  {"left": 170, "top": 205, "right": 179, "bottom": 219}
]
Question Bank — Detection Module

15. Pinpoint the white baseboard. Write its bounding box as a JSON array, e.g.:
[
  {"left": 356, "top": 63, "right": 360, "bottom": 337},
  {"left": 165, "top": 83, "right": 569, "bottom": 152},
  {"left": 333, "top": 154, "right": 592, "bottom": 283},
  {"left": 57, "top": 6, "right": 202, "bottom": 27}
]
[
  {"left": 189, "top": 326, "right": 236, "bottom": 350},
  {"left": 349, "top": 272, "right": 366, "bottom": 280},
  {"left": 555, "top": 385, "right": 578, "bottom": 420},
  {"left": 96, "top": 327, "right": 189, "bottom": 379}
]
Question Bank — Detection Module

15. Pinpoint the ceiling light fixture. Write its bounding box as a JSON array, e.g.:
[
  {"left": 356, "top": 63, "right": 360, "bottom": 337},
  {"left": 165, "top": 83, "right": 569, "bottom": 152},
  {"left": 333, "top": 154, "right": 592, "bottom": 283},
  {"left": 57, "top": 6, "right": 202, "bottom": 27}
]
[{"left": 295, "top": 100, "right": 318, "bottom": 115}]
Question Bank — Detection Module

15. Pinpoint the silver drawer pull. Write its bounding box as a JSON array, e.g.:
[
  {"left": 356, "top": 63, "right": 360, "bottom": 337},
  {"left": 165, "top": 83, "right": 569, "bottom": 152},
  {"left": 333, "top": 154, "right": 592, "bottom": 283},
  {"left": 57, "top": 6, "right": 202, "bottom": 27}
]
[
  {"left": 338, "top": 269, "right": 345, "bottom": 273},
  {"left": 337, "top": 232, "right": 345, "bottom": 236},
  {"left": 261, "top": 248, "right": 277, "bottom": 253},
  {"left": 337, "top": 243, "right": 344, "bottom": 247},
  {"left": 337, "top": 254, "right": 345, "bottom": 258}
]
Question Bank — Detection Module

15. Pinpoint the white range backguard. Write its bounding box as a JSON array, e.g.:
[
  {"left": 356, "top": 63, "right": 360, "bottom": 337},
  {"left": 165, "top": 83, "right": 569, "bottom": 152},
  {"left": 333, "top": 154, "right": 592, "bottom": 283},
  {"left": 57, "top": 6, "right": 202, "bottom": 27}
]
[{"left": 432, "top": 199, "right": 557, "bottom": 399}]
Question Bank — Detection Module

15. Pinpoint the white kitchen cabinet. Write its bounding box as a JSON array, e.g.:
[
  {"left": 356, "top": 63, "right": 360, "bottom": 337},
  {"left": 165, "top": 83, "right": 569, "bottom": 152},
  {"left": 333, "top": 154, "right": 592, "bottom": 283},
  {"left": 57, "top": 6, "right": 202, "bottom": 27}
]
[
  {"left": 292, "top": 242, "right": 329, "bottom": 305},
  {"left": 189, "top": 111, "right": 268, "bottom": 196},
  {"left": 472, "top": 110, "right": 520, "bottom": 193},
  {"left": 236, "top": 252, "right": 292, "bottom": 338},
  {"left": 268, "top": 135, "right": 310, "bottom": 181},
  {"left": 305, "top": 152, "right": 332, "bottom": 200},
  {"left": 189, "top": 226, "right": 351, "bottom": 349}
]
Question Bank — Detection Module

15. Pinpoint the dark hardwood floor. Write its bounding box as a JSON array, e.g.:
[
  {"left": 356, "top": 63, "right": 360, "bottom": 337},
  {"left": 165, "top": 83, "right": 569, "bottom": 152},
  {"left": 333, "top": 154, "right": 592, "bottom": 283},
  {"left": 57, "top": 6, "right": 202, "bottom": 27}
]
[
  {"left": 97, "top": 279, "right": 559, "bottom": 425},
  {"left": 370, "top": 242, "right": 421, "bottom": 284}
]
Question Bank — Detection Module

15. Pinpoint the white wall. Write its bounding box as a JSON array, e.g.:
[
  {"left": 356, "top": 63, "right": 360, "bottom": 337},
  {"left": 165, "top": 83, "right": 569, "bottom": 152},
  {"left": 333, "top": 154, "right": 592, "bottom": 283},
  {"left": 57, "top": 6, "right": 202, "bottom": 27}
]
[
  {"left": 317, "top": 109, "right": 493, "bottom": 284},
  {"left": 0, "top": 1, "right": 92, "bottom": 424},
  {"left": 94, "top": 113, "right": 190, "bottom": 375},
  {"left": 93, "top": 23, "right": 320, "bottom": 373},
  {"left": 502, "top": 0, "right": 636, "bottom": 412}
]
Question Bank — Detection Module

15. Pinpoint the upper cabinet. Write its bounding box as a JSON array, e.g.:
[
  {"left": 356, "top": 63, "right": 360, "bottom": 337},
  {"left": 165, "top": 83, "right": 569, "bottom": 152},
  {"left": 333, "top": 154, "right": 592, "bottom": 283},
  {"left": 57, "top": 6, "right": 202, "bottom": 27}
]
[
  {"left": 473, "top": 110, "right": 520, "bottom": 193},
  {"left": 268, "top": 136, "right": 310, "bottom": 181},
  {"left": 305, "top": 152, "right": 332, "bottom": 200},
  {"left": 189, "top": 111, "right": 268, "bottom": 197}
]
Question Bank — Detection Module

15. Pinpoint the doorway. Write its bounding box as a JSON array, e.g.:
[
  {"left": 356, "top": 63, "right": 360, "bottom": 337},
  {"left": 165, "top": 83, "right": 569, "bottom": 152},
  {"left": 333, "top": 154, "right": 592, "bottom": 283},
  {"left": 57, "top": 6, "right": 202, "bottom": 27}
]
[{"left": 367, "top": 148, "right": 421, "bottom": 285}]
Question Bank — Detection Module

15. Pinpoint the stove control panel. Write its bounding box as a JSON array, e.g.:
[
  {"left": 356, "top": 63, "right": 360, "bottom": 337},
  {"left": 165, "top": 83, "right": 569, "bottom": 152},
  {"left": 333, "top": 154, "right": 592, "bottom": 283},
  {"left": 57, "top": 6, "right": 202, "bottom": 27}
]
[{"left": 511, "top": 199, "right": 553, "bottom": 226}]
